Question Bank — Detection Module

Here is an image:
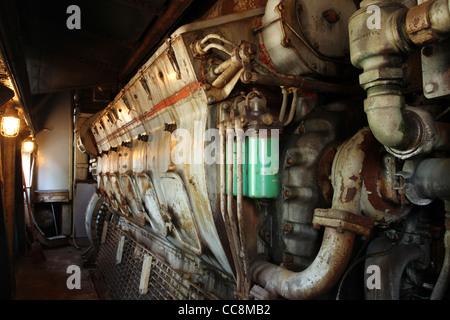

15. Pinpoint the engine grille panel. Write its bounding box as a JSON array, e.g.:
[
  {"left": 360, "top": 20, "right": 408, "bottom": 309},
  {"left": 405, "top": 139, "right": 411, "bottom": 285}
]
[{"left": 95, "top": 222, "right": 209, "bottom": 300}]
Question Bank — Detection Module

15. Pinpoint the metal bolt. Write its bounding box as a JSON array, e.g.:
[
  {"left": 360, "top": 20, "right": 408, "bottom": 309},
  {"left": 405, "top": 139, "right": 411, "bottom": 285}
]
[
  {"left": 284, "top": 255, "right": 293, "bottom": 264},
  {"left": 242, "top": 71, "right": 253, "bottom": 82},
  {"left": 284, "top": 189, "right": 292, "bottom": 198},
  {"left": 322, "top": 9, "right": 340, "bottom": 23},
  {"left": 424, "top": 82, "right": 437, "bottom": 94},
  {"left": 282, "top": 38, "right": 291, "bottom": 47},
  {"left": 207, "top": 95, "right": 216, "bottom": 104},
  {"left": 247, "top": 45, "right": 256, "bottom": 55},
  {"left": 283, "top": 223, "right": 293, "bottom": 235},
  {"left": 261, "top": 113, "right": 274, "bottom": 126},
  {"left": 221, "top": 102, "right": 231, "bottom": 110}
]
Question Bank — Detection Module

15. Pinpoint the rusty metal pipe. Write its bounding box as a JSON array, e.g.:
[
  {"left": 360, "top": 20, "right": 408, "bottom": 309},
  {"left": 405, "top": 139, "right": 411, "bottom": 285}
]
[
  {"left": 235, "top": 118, "right": 250, "bottom": 298},
  {"left": 251, "top": 227, "right": 355, "bottom": 299},
  {"left": 212, "top": 59, "right": 242, "bottom": 88},
  {"left": 283, "top": 88, "right": 298, "bottom": 126},
  {"left": 278, "top": 86, "right": 289, "bottom": 123},
  {"left": 200, "top": 33, "right": 235, "bottom": 47},
  {"left": 226, "top": 123, "right": 243, "bottom": 289},
  {"left": 219, "top": 122, "right": 240, "bottom": 281},
  {"left": 429, "top": 0, "right": 450, "bottom": 33},
  {"left": 349, "top": 0, "right": 450, "bottom": 159},
  {"left": 219, "top": 122, "right": 227, "bottom": 223},
  {"left": 407, "top": 0, "right": 450, "bottom": 45},
  {"left": 251, "top": 128, "right": 371, "bottom": 299},
  {"left": 214, "top": 58, "right": 232, "bottom": 75},
  {"left": 225, "top": 120, "right": 253, "bottom": 298}
]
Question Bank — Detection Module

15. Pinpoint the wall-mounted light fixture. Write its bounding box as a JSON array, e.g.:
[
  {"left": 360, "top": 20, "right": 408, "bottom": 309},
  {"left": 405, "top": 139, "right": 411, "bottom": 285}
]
[
  {"left": 22, "top": 136, "right": 35, "bottom": 153},
  {"left": 1, "top": 105, "right": 20, "bottom": 137}
]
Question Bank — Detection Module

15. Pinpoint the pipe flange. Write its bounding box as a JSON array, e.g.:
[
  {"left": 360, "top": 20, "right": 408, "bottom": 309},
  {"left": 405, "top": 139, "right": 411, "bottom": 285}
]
[
  {"left": 312, "top": 208, "right": 374, "bottom": 237},
  {"left": 386, "top": 107, "right": 438, "bottom": 160}
]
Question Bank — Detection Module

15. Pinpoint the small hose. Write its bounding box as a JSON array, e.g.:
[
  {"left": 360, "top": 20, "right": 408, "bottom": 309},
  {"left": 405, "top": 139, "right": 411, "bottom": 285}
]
[
  {"left": 278, "top": 86, "right": 289, "bottom": 123},
  {"left": 284, "top": 88, "right": 298, "bottom": 126}
]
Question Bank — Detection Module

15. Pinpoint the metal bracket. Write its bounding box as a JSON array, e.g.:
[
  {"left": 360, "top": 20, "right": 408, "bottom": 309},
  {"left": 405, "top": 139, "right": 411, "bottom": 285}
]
[
  {"left": 312, "top": 208, "right": 374, "bottom": 237},
  {"left": 421, "top": 39, "right": 450, "bottom": 99},
  {"left": 139, "top": 254, "right": 153, "bottom": 295},
  {"left": 395, "top": 160, "right": 433, "bottom": 206},
  {"left": 116, "top": 235, "right": 125, "bottom": 264},
  {"left": 250, "top": 284, "right": 270, "bottom": 300}
]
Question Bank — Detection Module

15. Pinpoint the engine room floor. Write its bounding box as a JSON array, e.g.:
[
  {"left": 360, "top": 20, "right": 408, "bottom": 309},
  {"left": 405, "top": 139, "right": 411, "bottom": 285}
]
[{"left": 14, "top": 238, "right": 99, "bottom": 300}]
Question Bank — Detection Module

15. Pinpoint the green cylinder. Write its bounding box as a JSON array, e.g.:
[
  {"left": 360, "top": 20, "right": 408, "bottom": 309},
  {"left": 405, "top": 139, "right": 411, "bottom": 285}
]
[{"left": 247, "top": 135, "right": 279, "bottom": 199}]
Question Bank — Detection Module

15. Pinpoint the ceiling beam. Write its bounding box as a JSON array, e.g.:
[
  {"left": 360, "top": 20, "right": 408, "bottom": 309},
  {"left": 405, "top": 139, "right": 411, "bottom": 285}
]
[
  {"left": 118, "top": 0, "right": 195, "bottom": 83},
  {"left": 111, "top": 0, "right": 166, "bottom": 15}
]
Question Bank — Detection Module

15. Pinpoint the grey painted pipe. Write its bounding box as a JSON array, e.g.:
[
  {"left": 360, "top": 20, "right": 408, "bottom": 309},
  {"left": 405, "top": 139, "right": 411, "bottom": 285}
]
[{"left": 413, "top": 158, "right": 450, "bottom": 201}]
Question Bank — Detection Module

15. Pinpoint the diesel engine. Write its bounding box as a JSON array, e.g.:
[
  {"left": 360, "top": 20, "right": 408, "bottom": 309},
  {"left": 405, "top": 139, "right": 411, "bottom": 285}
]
[{"left": 77, "top": 0, "right": 450, "bottom": 300}]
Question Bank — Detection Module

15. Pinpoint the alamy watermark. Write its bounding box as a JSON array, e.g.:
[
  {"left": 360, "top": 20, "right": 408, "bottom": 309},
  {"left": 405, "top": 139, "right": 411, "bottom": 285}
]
[
  {"left": 366, "top": 5, "right": 381, "bottom": 30},
  {"left": 66, "top": 5, "right": 81, "bottom": 30},
  {"left": 66, "top": 265, "right": 81, "bottom": 290},
  {"left": 63, "top": 262, "right": 383, "bottom": 291},
  {"left": 366, "top": 264, "right": 381, "bottom": 290},
  {"left": 168, "top": 123, "right": 280, "bottom": 172}
]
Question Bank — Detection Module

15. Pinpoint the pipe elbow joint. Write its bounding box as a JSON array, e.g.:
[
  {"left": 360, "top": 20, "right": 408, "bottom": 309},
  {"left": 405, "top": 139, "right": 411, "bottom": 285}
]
[{"left": 366, "top": 98, "right": 438, "bottom": 159}]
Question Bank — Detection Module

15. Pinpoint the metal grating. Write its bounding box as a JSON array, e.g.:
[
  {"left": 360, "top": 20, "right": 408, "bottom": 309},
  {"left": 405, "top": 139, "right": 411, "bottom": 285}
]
[{"left": 95, "top": 222, "right": 208, "bottom": 300}]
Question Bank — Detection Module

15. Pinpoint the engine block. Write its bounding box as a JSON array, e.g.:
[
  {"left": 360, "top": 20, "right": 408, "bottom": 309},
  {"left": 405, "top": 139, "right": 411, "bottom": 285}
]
[{"left": 78, "top": 0, "right": 450, "bottom": 300}]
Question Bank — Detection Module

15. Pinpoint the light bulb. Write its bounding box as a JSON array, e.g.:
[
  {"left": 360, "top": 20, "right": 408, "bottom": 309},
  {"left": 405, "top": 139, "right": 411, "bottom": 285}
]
[
  {"left": 1, "top": 115, "right": 20, "bottom": 137},
  {"left": 23, "top": 140, "right": 35, "bottom": 153}
]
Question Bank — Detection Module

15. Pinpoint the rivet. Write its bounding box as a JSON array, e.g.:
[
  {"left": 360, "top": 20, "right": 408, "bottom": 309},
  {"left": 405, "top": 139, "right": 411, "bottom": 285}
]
[{"left": 424, "top": 82, "right": 437, "bottom": 94}]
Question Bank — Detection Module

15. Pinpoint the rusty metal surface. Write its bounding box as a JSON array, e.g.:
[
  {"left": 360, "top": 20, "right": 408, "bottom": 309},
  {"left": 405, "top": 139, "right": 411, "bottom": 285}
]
[
  {"left": 313, "top": 208, "right": 374, "bottom": 237},
  {"left": 88, "top": 28, "right": 236, "bottom": 280},
  {"left": 406, "top": 0, "right": 439, "bottom": 45},
  {"left": 256, "top": 0, "right": 356, "bottom": 77},
  {"left": 421, "top": 40, "right": 450, "bottom": 99},
  {"left": 202, "top": 0, "right": 268, "bottom": 20}
]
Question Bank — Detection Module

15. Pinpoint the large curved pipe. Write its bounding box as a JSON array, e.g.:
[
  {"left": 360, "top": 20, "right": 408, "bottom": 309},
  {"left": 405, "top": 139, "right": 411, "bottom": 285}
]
[
  {"left": 251, "top": 228, "right": 355, "bottom": 299},
  {"left": 251, "top": 128, "right": 372, "bottom": 299}
]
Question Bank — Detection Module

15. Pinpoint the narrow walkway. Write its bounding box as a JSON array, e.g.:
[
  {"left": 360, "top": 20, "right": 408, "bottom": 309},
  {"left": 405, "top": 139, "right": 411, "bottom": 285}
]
[{"left": 14, "top": 238, "right": 99, "bottom": 300}]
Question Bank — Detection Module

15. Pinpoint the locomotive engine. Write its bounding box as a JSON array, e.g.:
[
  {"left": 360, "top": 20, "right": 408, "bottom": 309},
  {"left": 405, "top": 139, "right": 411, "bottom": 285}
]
[{"left": 77, "top": 0, "right": 450, "bottom": 300}]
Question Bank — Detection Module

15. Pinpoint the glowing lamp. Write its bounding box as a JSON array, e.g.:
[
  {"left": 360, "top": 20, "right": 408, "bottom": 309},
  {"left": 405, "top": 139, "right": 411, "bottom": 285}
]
[
  {"left": 23, "top": 137, "right": 35, "bottom": 153},
  {"left": 1, "top": 105, "right": 20, "bottom": 137}
]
